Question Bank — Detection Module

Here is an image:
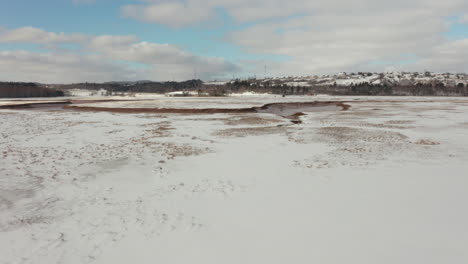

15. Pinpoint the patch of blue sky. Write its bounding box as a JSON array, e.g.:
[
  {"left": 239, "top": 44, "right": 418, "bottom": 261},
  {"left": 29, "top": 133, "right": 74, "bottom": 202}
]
[
  {"left": 135, "top": 8, "right": 292, "bottom": 62},
  {"left": 122, "top": 61, "right": 148, "bottom": 70},
  {"left": 0, "top": 43, "right": 45, "bottom": 52},
  {"left": 444, "top": 15, "right": 468, "bottom": 40},
  {"left": 0, "top": 1, "right": 290, "bottom": 62},
  {"left": 0, "top": 43, "right": 84, "bottom": 54},
  {"left": 56, "top": 43, "right": 82, "bottom": 51},
  {"left": 445, "top": 23, "right": 468, "bottom": 40},
  {"left": 0, "top": 0, "right": 127, "bottom": 32}
]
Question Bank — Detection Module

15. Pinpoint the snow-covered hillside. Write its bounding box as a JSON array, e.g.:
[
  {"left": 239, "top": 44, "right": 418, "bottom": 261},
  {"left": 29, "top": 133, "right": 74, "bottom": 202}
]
[{"left": 211, "top": 72, "right": 468, "bottom": 87}]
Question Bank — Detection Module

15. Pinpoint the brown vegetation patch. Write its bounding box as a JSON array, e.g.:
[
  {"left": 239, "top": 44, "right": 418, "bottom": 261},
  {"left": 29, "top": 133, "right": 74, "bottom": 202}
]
[
  {"left": 415, "top": 139, "right": 440, "bottom": 145},
  {"left": 63, "top": 121, "right": 101, "bottom": 127},
  {"left": 2, "top": 215, "right": 51, "bottom": 231},
  {"left": 317, "top": 126, "right": 409, "bottom": 143},
  {"left": 214, "top": 125, "right": 290, "bottom": 137},
  {"left": 289, "top": 126, "right": 410, "bottom": 145},
  {"left": 337, "top": 146, "right": 373, "bottom": 153},
  {"left": 337, "top": 110, "right": 378, "bottom": 117},
  {"left": 293, "top": 159, "right": 336, "bottom": 169},
  {"left": 385, "top": 120, "right": 415, "bottom": 125},
  {"left": 356, "top": 122, "right": 415, "bottom": 129},
  {"left": 106, "top": 129, "right": 125, "bottom": 135},
  {"left": 291, "top": 126, "right": 414, "bottom": 169},
  {"left": 407, "top": 106, "right": 457, "bottom": 112},
  {"left": 458, "top": 122, "right": 468, "bottom": 127},
  {"left": 142, "top": 121, "right": 174, "bottom": 137},
  {"left": 160, "top": 143, "right": 211, "bottom": 159},
  {"left": 223, "top": 115, "right": 284, "bottom": 126}
]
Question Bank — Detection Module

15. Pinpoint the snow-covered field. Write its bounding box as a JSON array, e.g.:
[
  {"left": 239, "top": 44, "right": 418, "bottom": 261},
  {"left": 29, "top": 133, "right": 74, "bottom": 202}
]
[{"left": 1, "top": 96, "right": 468, "bottom": 264}]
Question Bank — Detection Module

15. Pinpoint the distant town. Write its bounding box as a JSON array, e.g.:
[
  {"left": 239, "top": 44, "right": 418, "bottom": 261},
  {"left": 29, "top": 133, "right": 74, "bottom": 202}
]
[{"left": 206, "top": 71, "right": 468, "bottom": 87}]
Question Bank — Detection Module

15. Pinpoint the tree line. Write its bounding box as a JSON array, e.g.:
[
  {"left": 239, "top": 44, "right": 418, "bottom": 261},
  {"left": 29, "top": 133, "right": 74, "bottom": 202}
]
[
  {"left": 0, "top": 82, "right": 65, "bottom": 98},
  {"left": 59, "top": 80, "right": 203, "bottom": 93},
  {"left": 225, "top": 81, "right": 468, "bottom": 96},
  {"left": 2, "top": 79, "right": 467, "bottom": 98}
]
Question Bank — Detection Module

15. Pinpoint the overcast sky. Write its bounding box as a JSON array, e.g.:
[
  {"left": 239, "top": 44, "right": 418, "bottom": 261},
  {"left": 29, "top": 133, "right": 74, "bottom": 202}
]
[{"left": 1, "top": 0, "right": 468, "bottom": 83}]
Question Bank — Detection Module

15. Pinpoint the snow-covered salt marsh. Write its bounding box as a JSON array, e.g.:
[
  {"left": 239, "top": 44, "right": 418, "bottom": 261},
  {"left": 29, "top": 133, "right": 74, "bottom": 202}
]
[
  {"left": 72, "top": 95, "right": 325, "bottom": 109},
  {"left": 1, "top": 96, "right": 468, "bottom": 264},
  {"left": 64, "top": 95, "right": 468, "bottom": 110}
]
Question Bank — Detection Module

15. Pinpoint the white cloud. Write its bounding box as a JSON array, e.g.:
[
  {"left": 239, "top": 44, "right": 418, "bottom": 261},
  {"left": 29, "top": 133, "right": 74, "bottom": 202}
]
[
  {"left": 119, "top": 0, "right": 468, "bottom": 75},
  {"left": 409, "top": 39, "right": 468, "bottom": 73},
  {"left": 122, "top": 1, "right": 215, "bottom": 27},
  {"left": 0, "top": 27, "right": 87, "bottom": 44},
  {"left": 0, "top": 27, "right": 239, "bottom": 83},
  {"left": 0, "top": 50, "right": 135, "bottom": 83}
]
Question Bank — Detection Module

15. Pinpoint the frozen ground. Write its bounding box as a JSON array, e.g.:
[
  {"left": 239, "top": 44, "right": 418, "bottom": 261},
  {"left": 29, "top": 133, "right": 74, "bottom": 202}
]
[{"left": 1, "top": 96, "right": 468, "bottom": 264}]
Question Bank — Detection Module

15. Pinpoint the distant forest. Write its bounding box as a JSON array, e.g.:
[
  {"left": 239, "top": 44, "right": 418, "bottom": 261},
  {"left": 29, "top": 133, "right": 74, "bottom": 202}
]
[
  {"left": 56, "top": 79, "right": 468, "bottom": 96},
  {"left": 224, "top": 80, "right": 468, "bottom": 97},
  {"left": 1, "top": 79, "right": 468, "bottom": 98},
  {"left": 0, "top": 82, "right": 65, "bottom": 98},
  {"left": 58, "top": 80, "right": 203, "bottom": 93},
  {"left": 0, "top": 80, "right": 203, "bottom": 98}
]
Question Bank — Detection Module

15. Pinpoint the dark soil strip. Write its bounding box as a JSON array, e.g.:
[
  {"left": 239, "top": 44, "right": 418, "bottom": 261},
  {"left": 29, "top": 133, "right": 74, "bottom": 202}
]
[
  {"left": 70, "top": 99, "right": 144, "bottom": 104},
  {"left": 63, "top": 105, "right": 258, "bottom": 114}
]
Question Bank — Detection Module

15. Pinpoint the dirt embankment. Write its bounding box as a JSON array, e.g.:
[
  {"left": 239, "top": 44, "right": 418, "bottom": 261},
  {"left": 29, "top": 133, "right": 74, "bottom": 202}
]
[{"left": 63, "top": 105, "right": 257, "bottom": 114}]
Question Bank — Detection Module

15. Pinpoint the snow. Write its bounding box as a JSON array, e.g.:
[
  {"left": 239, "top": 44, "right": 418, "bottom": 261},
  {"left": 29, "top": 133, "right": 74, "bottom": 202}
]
[
  {"left": 228, "top": 91, "right": 272, "bottom": 96},
  {"left": 1, "top": 96, "right": 468, "bottom": 263},
  {"left": 204, "top": 81, "right": 228, "bottom": 86},
  {"left": 164, "top": 91, "right": 199, "bottom": 97},
  {"left": 68, "top": 89, "right": 108, "bottom": 97},
  {"left": 284, "top": 81, "right": 311, "bottom": 87}
]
